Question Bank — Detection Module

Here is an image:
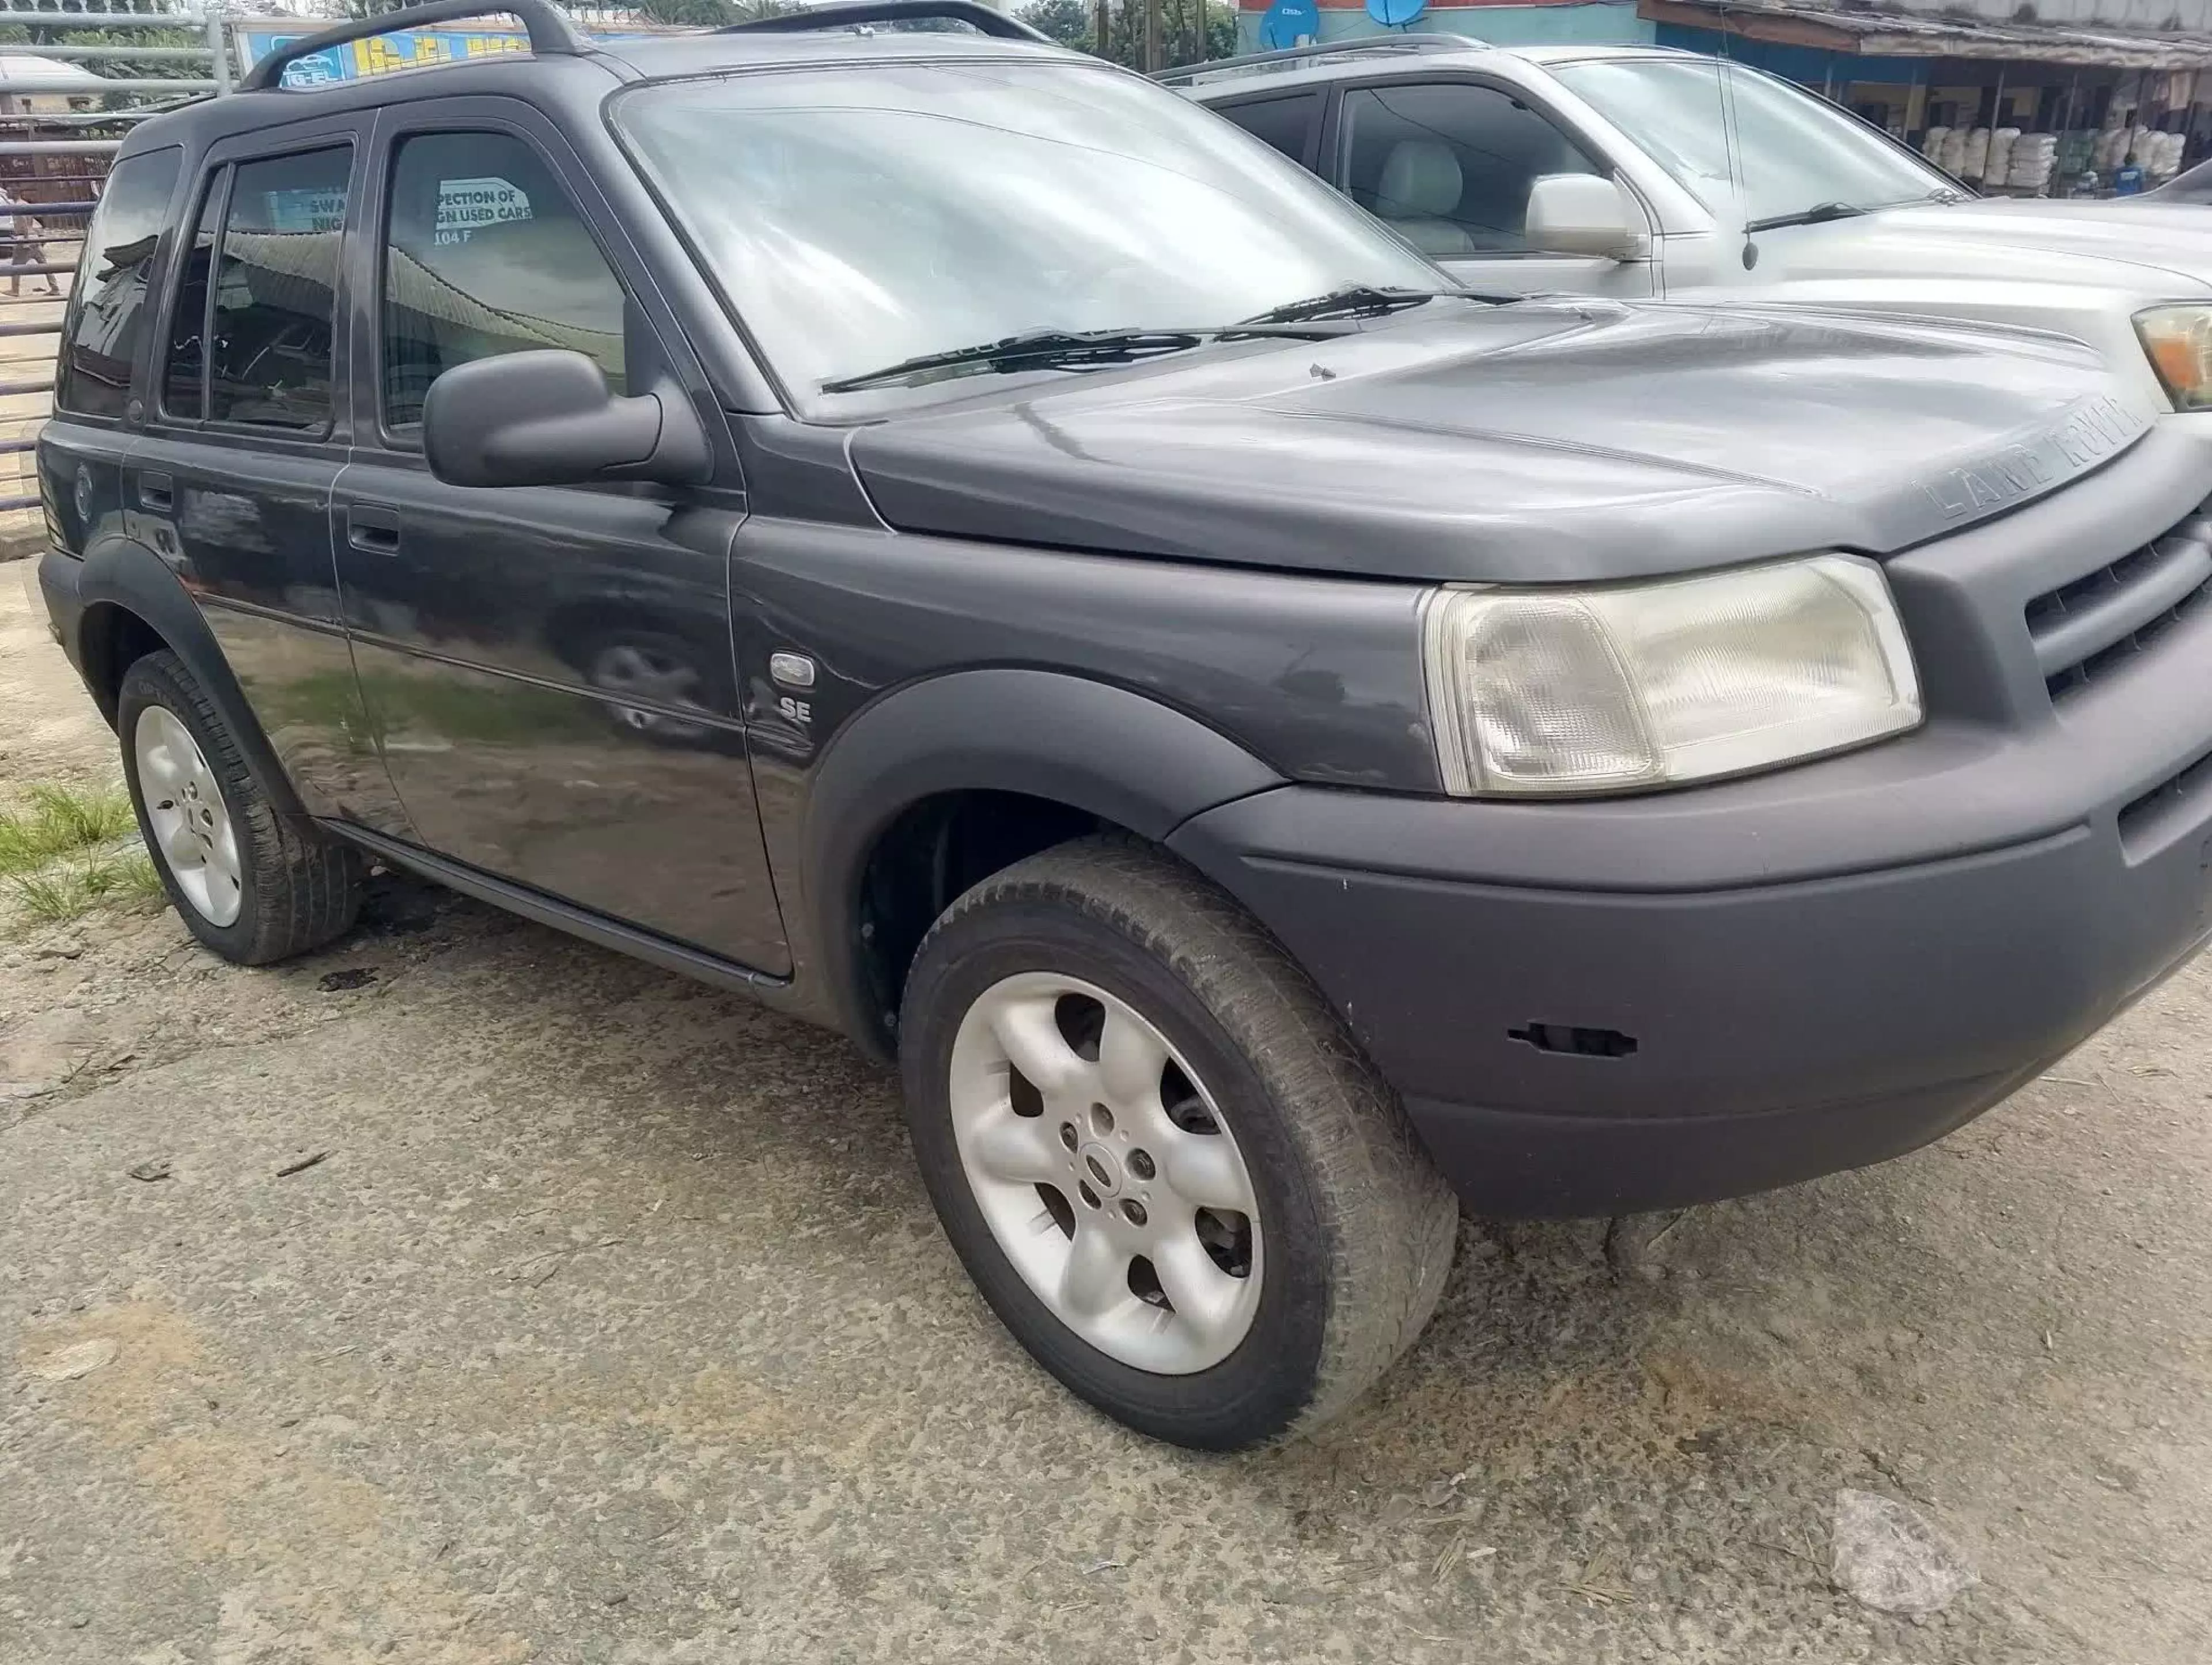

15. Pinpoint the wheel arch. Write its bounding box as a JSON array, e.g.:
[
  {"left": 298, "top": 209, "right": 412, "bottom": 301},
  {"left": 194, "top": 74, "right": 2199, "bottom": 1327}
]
[
  {"left": 74, "top": 535, "right": 310, "bottom": 821},
  {"left": 803, "top": 669, "right": 1285, "bottom": 1059}
]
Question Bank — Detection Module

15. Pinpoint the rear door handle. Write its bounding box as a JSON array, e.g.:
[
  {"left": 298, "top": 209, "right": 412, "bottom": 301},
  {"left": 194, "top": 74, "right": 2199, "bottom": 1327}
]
[
  {"left": 138, "top": 471, "right": 172, "bottom": 512},
  {"left": 346, "top": 505, "right": 401, "bottom": 554}
]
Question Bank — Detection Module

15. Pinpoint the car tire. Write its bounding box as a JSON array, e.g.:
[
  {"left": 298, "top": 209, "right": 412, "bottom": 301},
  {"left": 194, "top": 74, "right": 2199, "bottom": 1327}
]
[
  {"left": 119, "top": 649, "right": 362, "bottom": 965},
  {"left": 899, "top": 835, "right": 1458, "bottom": 1450}
]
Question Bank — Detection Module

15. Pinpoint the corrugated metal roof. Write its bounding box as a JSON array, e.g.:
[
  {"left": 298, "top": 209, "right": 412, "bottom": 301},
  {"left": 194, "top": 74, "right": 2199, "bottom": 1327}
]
[{"left": 1644, "top": 0, "right": 2212, "bottom": 67}]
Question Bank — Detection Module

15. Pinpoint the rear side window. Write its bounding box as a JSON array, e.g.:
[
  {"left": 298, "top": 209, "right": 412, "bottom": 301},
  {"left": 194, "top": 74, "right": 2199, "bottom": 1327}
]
[
  {"left": 190, "top": 146, "right": 350, "bottom": 429},
  {"left": 1219, "top": 94, "right": 1323, "bottom": 168},
  {"left": 380, "top": 130, "right": 626, "bottom": 429},
  {"left": 54, "top": 146, "right": 181, "bottom": 420},
  {"left": 1339, "top": 84, "right": 1598, "bottom": 257}
]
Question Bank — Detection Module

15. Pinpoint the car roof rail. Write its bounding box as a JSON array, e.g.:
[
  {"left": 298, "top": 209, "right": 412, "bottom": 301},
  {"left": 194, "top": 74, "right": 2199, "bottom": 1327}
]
[
  {"left": 1153, "top": 33, "right": 1480, "bottom": 86},
  {"left": 236, "top": 0, "right": 590, "bottom": 92},
  {"left": 719, "top": 1, "right": 1054, "bottom": 44}
]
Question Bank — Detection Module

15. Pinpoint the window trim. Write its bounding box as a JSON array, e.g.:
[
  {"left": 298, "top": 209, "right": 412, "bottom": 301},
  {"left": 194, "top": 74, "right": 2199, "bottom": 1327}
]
[
  {"left": 146, "top": 129, "right": 361, "bottom": 446},
  {"left": 368, "top": 116, "right": 636, "bottom": 452},
  {"left": 156, "top": 162, "right": 232, "bottom": 425}
]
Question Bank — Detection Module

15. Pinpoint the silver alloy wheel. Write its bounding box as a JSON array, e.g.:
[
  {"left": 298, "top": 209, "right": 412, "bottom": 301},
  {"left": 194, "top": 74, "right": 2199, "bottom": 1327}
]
[
  {"left": 133, "top": 704, "right": 243, "bottom": 927},
  {"left": 948, "top": 971, "right": 1264, "bottom": 1374}
]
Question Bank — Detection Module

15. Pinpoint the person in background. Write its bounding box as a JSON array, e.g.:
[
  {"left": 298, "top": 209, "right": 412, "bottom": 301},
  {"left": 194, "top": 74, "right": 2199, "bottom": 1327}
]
[
  {"left": 2115, "top": 150, "right": 2147, "bottom": 196},
  {"left": 0, "top": 184, "right": 58, "bottom": 298}
]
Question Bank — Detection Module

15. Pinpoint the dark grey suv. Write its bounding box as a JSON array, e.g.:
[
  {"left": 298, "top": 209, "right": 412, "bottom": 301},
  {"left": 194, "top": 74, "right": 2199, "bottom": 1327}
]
[{"left": 34, "top": 0, "right": 2212, "bottom": 1448}]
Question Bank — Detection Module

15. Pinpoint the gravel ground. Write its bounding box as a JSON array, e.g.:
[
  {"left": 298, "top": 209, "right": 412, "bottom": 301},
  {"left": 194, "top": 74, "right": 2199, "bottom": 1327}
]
[{"left": 0, "top": 577, "right": 2206, "bottom": 1665}]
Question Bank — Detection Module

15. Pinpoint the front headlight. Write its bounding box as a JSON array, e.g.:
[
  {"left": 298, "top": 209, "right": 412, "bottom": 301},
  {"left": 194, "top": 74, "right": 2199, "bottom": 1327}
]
[
  {"left": 1421, "top": 555, "right": 1922, "bottom": 797},
  {"left": 2135, "top": 305, "right": 2212, "bottom": 410}
]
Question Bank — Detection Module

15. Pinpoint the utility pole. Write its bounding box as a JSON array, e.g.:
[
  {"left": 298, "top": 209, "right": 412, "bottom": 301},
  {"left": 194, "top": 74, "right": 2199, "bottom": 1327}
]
[
  {"left": 1094, "top": 0, "right": 1111, "bottom": 62},
  {"left": 1143, "top": 0, "right": 1161, "bottom": 74}
]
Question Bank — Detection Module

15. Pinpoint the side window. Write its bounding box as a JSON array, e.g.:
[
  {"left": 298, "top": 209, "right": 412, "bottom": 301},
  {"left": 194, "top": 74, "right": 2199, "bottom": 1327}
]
[
  {"left": 1220, "top": 94, "right": 1324, "bottom": 168},
  {"left": 207, "top": 146, "right": 351, "bottom": 429},
  {"left": 380, "top": 130, "right": 627, "bottom": 430},
  {"left": 1339, "top": 84, "right": 1599, "bottom": 257},
  {"left": 161, "top": 172, "right": 222, "bottom": 419},
  {"left": 54, "top": 146, "right": 182, "bottom": 420}
]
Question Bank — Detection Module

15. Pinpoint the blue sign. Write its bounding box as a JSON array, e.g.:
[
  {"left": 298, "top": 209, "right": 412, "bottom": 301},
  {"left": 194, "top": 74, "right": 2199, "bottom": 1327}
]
[
  {"left": 1366, "top": 0, "right": 1429, "bottom": 23},
  {"left": 238, "top": 26, "right": 641, "bottom": 88},
  {"left": 1259, "top": 0, "right": 1319, "bottom": 50}
]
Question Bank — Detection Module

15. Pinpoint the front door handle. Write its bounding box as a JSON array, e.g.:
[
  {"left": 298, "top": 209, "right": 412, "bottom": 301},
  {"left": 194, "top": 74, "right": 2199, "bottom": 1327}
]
[
  {"left": 346, "top": 505, "right": 401, "bottom": 554},
  {"left": 138, "top": 471, "right": 173, "bottom": 512}
]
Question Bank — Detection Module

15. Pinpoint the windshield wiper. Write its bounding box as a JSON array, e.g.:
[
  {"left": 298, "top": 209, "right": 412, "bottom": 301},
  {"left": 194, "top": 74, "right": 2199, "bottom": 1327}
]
[
  {"left": 819, "top": 323, "right": 1346, "bottom": 395},
  {"left": 1745, "top": 200, "right": 1868, "bottom": 233},
  {"left": 1240, "top": 284, "right": 1495, "bottom": 325}
]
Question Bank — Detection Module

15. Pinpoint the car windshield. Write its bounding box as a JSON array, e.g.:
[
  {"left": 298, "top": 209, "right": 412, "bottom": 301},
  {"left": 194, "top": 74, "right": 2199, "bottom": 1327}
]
[
  {"left": 1551, "top": 57, "right": 1956, "bottom": 226},
  {"left": 612, "top": 59, "right": 1445, "bottom": 404}
]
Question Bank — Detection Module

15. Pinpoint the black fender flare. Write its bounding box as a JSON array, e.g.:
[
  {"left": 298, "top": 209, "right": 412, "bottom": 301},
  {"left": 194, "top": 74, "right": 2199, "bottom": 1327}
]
[
  {"left": 801, "top": 667, "right": 1285, "bottom": 1052},
  {"left": 74, "top": 534, "right": 313, "bottom": 822}
]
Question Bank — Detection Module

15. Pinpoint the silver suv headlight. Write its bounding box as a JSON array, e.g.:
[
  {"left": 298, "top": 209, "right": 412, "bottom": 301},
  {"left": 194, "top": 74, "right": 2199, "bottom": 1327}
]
[{"left": 1421, "top": 555, "right": 1922, "bottom": 797}]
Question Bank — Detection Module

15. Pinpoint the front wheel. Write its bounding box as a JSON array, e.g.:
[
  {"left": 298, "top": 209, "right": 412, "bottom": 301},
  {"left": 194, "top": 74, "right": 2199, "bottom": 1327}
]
[{"left": 899, "top": 837, "right": 1458, "bottom": 1450}]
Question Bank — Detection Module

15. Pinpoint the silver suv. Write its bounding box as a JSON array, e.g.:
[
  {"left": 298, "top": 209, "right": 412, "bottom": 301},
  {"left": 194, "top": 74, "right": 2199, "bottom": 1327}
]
[{"left": 1178, "top": 39, "right": 2212, "bottom": 434}]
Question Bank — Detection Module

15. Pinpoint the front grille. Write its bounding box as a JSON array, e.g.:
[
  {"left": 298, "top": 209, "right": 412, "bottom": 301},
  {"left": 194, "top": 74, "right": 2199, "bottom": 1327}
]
[{"left": 2031, "top": 497, "right": 2212, "bottom": 701}]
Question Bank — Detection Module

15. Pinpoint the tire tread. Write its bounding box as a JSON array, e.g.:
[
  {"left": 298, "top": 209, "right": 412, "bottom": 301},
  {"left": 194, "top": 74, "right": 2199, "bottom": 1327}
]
[
  {"left": 121, "top": 650, "right": 361, "bottom": 965},
  {"left": 914, "top": 835, "right": 1457, "bottom": 1442}
]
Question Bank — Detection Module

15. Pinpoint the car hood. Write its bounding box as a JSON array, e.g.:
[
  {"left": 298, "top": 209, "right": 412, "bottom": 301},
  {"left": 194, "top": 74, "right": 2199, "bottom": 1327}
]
[
  {"left": 847, "top": 299, "right": 2150, "bottom": 583},
  {"left": 1763, "top": 199, "right": 2212, "bottom": 300}
]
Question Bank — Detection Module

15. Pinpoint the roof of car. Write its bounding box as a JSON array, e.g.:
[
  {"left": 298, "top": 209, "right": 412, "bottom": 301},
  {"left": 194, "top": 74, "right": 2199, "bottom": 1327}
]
[
  {"left": 1176, "top": 40, "right": 1699, "bottom": 98},
  {"left": 120, "top": 25, "right": 1091, "bottom": 158}
]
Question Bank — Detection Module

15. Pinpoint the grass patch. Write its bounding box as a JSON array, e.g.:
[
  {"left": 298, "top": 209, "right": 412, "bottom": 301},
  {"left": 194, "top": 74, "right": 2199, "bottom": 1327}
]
[
  {"left": 0, "top": 783, "right": 136, "bottom": 875},
  {"left": 0, "top": 781, "right": 166, "bottom": 929},
  {"left": 9, "top": 851, "right": 165, "bottom": 924}
]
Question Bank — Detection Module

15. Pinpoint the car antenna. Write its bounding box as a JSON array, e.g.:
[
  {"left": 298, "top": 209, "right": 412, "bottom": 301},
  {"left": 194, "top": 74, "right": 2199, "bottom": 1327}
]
[{"left": 1714, "top": 5, "right": 1756, "bottom": 270}]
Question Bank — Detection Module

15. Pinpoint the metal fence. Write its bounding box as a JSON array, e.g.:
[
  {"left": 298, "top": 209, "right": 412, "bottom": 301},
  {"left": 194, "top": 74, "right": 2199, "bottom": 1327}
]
[{"left": 0, "top": 4, "right": 228, "bottom": 525}]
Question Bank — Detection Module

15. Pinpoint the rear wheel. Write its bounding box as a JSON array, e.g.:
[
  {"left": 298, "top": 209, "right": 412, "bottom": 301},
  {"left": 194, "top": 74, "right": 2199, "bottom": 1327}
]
[
  {"left": 119, "top": 650, "right": 362, "bottom": 965},
  {"left": 899, "top": 837, "right": 1457, "bottom": 1450}
]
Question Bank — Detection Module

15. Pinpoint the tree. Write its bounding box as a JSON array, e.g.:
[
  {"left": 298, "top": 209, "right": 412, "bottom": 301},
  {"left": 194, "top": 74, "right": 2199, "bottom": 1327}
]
[
  {"left": 1017, "top": 0, "right": 1091, "bottom": 48},
  {"left": 1069, "top": 0, "right": 1232, "bottom": 71}
]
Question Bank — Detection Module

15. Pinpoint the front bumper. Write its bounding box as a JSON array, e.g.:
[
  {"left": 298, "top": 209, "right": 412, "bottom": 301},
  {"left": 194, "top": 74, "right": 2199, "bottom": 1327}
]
[{"left": 1172, "top": 424, "right": 2212, "bottom": 1218}]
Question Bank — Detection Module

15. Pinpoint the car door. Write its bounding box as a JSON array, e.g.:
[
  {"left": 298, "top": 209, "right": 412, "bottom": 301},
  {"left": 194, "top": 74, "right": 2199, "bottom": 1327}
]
[
  {"left": 1322, "top": 79, "right": 1657, "bottom": 298},
  {"left": 331, "top": 98, "right": 788, "bottom": 974},
  {"left": 136, "top": 117, "right": 408, "bottom": 835}
]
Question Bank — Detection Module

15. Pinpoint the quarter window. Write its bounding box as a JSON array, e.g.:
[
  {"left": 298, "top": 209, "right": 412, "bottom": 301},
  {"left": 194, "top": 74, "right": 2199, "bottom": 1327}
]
[
  {"left": 54, "top": 146, "right": 181, "bottom": 420},
  {"left": 380, "top": 130, "right": 626, "bottom": 429},
  {"left": 1338, "top": 84, "right": 1599, "bottom": 257},
  {"left": 1221, "top": 94, "right": 1323, "bottom": 167}
]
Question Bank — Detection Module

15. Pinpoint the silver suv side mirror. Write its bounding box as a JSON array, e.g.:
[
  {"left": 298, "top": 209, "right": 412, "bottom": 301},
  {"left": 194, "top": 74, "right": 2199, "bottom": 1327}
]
[{"left": 1524, "top": 173, "right": 1642, "bottom": 262}]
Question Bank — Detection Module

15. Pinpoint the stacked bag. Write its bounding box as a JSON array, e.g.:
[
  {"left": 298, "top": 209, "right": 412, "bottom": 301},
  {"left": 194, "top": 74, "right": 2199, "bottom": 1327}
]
[
  {"left": 1961, "top": 126, "right": 1993, "bottom": 182},
  {"left": 1984, "top": 127, "right": 2019, "bottom": 185},
  {"left": 2007, "top": 131, "right": 2059, "bottom": 191}
]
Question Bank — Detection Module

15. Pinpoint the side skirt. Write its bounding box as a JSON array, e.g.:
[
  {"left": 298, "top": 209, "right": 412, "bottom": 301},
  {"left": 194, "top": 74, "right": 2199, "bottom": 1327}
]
[{"left": 325, "top": 820, "right": 793, "bottom": 999}]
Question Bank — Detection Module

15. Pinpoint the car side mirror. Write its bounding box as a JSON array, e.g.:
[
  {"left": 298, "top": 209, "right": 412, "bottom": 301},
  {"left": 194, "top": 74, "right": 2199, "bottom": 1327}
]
[
  {"left": 1524, "top": 173, "right": 1642, "bottom": 261},
  {"left": 422, "top": 350, "right": 711, "bottom": 490}
]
